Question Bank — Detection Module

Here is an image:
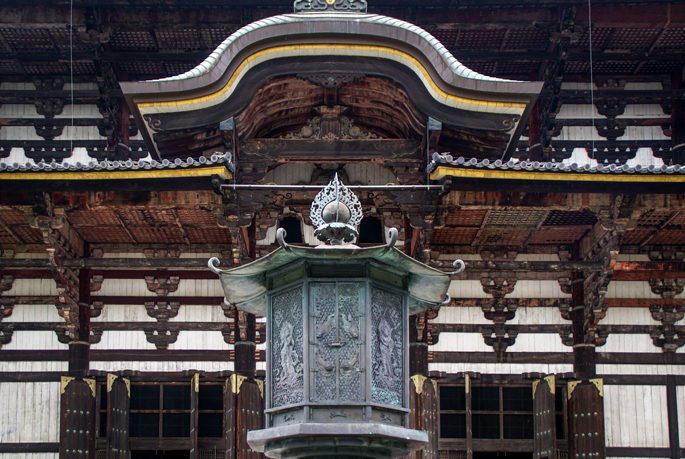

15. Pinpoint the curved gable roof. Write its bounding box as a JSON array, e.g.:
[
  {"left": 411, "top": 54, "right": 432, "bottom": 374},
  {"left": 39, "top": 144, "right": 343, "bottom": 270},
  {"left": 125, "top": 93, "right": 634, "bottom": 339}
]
[{"left": 121, "top": 12, "right": 543, "bottom": 159}]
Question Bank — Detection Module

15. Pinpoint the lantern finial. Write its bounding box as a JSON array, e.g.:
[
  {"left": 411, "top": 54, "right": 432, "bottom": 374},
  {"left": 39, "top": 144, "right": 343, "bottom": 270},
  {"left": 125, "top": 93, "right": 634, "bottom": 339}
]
[{"left": 311, "top": 173, "right": 362, "bottom": 245}]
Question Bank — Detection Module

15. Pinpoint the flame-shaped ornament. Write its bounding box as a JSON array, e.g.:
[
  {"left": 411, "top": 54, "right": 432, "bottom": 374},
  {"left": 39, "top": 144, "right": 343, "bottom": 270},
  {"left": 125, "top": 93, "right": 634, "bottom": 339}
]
[{"left": 311, "top": 173, "right": 363, "bottom": 245}]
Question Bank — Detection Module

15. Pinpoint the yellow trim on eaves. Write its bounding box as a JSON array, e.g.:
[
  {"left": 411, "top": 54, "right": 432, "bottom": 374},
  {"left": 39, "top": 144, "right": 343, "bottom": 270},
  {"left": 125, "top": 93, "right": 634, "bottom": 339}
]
[
  {"left": 0, "top": 165, "right": 231, "bottom": 181},
  {"left": 430, "top": 166, "right": 685, "bottom": 183},
  {"left": 138, "top": 44, "right": 527, "bottom": 111}
]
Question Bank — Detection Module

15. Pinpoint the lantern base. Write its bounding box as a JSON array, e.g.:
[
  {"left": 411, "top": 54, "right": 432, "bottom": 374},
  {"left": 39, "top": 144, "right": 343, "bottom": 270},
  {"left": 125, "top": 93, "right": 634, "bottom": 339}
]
[{"left": 247, "top": 422, "right": 428, "bottom": 459}]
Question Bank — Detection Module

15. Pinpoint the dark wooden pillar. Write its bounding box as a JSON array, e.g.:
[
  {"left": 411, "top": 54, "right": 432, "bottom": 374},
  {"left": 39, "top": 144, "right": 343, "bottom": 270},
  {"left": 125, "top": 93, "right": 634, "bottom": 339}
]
[
  {"left": 528, "top": 102, "right": 544, "bottom": 161},
  {"left": 667, "top": 375, "right": 680, "bottom": 459},
  {"left": 69, "top": 341, "right": 90, "bottom": 377},
  {"left": 671, "top": 71, "right": 685, "bottom": 165},
  {"left": 70, "top": 269, "right": 92, "bottom": 377},
  {"left": 60, "top": 376, "right": 97, "bottom": 459},
  {"left": 116, "top": 99, "right": 130, "bottom": 160},
  {"left": 568, "top": 380, "right": 606, "bottom": 459},
  {"left": 234, "top": 311, "right": 257, "bottom": 376},
  {"left": 571, "top": 271, "right": 596, "bottom": 379},
  {"left": 568, "top": 245, "right": 604, "bottom": 458},
  {"left": 409, "top": 314, "right": 428, "bottom": 377}
]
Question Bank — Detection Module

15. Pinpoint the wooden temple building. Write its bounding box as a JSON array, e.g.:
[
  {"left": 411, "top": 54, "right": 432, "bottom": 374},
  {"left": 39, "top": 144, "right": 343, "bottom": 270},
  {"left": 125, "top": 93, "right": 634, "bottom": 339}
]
[{"left": 0, "top": 0, "right": 684, "bottom": 458}]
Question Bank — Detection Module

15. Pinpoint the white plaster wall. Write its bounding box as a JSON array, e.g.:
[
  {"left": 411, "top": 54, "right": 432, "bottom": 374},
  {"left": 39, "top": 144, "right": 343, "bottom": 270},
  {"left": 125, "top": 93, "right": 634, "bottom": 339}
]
[
  {"left": 432, "top": 306, "right": 491, "bottom": 325},
  {"left": 600, "top": 334, "right": 662, "bottom": 353},
  {"left": 431, "top": 332, "right": 491, "bottom": 353},
  {"left": 91, "top": 304, "right": 155, "bottom": 323},
  {"left": 602, "top": 307, "right": 662, "bottom": 326},
  {"left": 168, "top": 305, "right": 230, "bottom": 322},
  {"left": 507, "top": 334, "right": 566, "bottom": 353},
  {"left": 0, "top": 382, "right": 60, "bottom": 443},
  {"left": 2, "top": 304, "right": 63, "bottom": 322},
  {"left": 507, "top": 280, "right": 571, "bottom": 299},
  {"left": 448, "top": 281, "right": 489, "bottom": 299},
  {"left": 167, "top": 331, "right": 232, "bottom": 350},
  {"left": 90, "top": 331, "right": 156, "bottom": 350},
  {"left": 92, "top": 278, "right": 223, "bottom": 297},
  {"left": 0, "top": 362, "right": 67, "bottom": 372},
  {"left": 4, "top": 279, "right": 58, "bottom": 296},
  {"left": 89, "top": 361, "right": 235, "bottom": 372},
  {"left": 598, "top": 364, "right": 685, "bottom": 375},
  {"left": 606, "top": 282, "right": 661, "bottom": 299},
  {"left": 429, "top": 363, "right": 573, "bottom": 374},
  {"left": 0, "top": 331, "right": 67, "bottom": 351},
  {"left": 508, "top": 307, "right": 568, "bottom": 325},
  {"left": 604, "top": 385, "right": 669, "bottom": 448},
  {"left": 0, "top": 455, "right": 59, "bottom": 459}
]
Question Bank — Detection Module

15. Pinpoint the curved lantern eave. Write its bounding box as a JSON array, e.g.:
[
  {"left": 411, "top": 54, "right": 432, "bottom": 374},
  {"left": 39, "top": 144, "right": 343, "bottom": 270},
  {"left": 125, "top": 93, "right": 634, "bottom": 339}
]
[{"left": 209, "top": 243, "right": 453, "bottom": 316}]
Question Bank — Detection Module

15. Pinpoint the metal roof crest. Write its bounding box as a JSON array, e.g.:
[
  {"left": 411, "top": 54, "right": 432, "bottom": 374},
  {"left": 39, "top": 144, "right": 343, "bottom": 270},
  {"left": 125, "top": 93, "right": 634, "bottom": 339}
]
[{"left": 294, "top": 0, "right": 367, "bottom": 13}]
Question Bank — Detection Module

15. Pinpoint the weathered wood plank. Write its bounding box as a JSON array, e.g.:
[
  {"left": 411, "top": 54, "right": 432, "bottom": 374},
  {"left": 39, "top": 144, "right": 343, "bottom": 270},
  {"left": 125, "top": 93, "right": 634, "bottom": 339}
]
[
  {"left": 0, "top": 443, "right": 60, "bottom": 452},
  {"left": 604, "top": 446, "right": 671, "bottom": 457},
  {"left": 0, "top": 350, "right": 258, "bottom": 361},
  {"left": 430, "top": 352, "right": 685, "bottom": 365},
  {"left": 0, "top": 258, "right": 233, "bottom": 270},
  {"left": 89, "top": 296, "right": 224, "bottom": 305}
]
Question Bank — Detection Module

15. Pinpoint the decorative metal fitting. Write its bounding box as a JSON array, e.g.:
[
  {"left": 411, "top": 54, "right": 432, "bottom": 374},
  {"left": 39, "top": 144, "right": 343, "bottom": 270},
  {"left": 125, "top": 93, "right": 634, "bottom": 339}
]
[
  {"left": 311, "top": 173, "right": 363, "bottom": 245},
  {"left": 294, "top": 0, "right": 367, "bottom": 13}
]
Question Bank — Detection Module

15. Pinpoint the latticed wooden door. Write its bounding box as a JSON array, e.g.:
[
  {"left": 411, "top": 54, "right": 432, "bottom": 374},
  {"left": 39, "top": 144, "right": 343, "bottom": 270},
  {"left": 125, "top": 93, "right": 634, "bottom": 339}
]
[
  {"left": 406, "top": 375, "right": 438, "bottom": 459},
  {"left": 533, "top": 375, "right": 556, "bottom": 459},
  {"left": 568, "top": 379, "right": 605, "bottom": 459},
  {"left": 60, "top": 376, "right": 97, "bottom": 459},
  {"left": 106, "top": 374, "right": 130, "bottom": 459},
  {"left": 225, "top": 375, "right": 264, "bottom": 459}
]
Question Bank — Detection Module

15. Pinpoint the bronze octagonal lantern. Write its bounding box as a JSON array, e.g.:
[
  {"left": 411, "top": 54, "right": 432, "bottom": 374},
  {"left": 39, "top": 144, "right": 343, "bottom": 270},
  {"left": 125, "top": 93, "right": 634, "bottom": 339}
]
[{"left": 209, "top": 177, "right": 462, "bottom": 459}]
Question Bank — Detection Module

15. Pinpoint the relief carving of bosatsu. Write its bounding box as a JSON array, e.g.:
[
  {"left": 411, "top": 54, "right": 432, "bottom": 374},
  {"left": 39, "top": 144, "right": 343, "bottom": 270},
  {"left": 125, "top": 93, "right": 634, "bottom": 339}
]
[
  {"left": 311, "top": 282, "right": 363, "bottom": 402},
  {"left": 371, "top": 287, "right": 403, "bottom": 406},
  {"left": 337, "top": 283, "right": 362, "bottom": 401},
  {"left": 272, "top": 286, "right": 304, "bottom": 407}
]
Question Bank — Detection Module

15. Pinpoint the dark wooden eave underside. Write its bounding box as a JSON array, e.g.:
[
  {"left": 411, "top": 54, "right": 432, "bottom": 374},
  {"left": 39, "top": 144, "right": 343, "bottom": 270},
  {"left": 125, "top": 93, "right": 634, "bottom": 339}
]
[{"left": 143, "top": 57, "right": 520, "bottom": 159}]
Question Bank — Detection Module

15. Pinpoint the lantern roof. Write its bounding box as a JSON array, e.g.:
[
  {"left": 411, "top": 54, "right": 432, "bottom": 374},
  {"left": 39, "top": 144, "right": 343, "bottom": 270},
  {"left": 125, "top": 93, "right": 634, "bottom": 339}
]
[{"left": 208, "top": 233, "right": 454, "bottom": 316}]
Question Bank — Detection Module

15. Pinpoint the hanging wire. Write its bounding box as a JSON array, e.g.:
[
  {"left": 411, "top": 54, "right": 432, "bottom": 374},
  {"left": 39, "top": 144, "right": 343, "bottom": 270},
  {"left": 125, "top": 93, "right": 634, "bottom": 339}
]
[
  {"left": 69, "top": 0, "right": 74, "bottom": 156},
  {"left": 588, "top": 0, "right": 595, "bottom": 159}
]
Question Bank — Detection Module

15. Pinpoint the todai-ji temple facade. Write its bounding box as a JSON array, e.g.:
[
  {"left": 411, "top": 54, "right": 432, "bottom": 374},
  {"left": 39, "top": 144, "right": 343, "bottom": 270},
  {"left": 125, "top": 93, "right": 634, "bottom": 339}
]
[{"left": 0, "top": 0, "right": 685, "bottom": 458}]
